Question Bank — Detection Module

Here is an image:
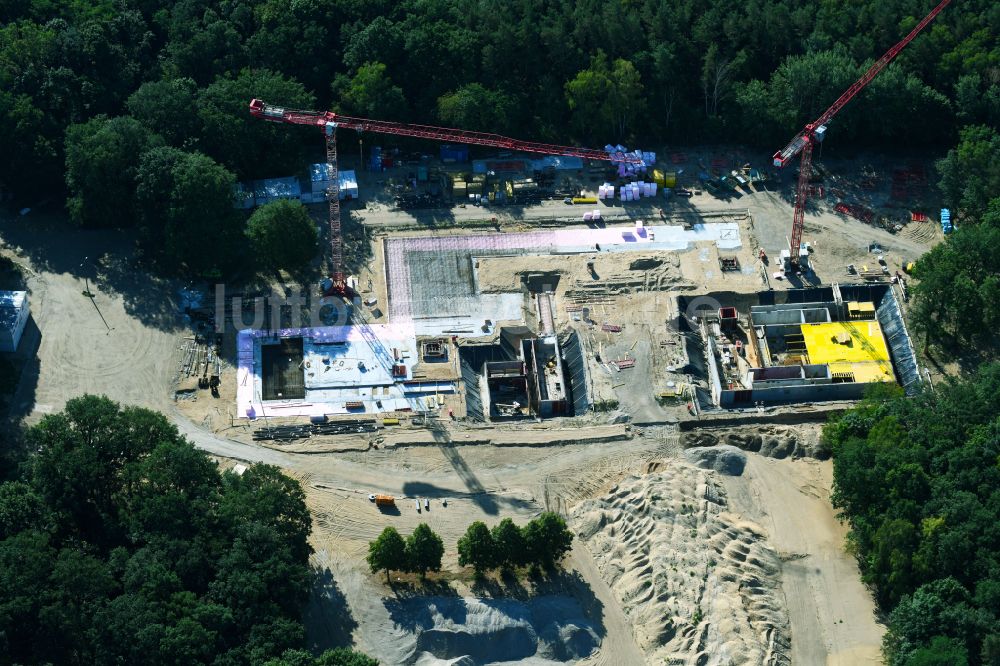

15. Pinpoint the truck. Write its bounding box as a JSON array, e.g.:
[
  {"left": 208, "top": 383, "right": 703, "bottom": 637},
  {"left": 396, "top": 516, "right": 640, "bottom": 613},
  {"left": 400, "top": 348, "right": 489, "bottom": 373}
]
[{"left": 374, "top": 494, "right": 395, "bottom": 509}]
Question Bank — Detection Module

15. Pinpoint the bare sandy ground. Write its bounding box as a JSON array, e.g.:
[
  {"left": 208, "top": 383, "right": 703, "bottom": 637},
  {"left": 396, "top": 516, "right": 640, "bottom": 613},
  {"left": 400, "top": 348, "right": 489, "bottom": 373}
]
[
  {"left": 1, "top": 217, "right": 181, "bottom": 421},
  {"left": 571, "top": 461, "right": 790, "bottom": 665},
  {"left": 720, "top": 455, "right": 885, "bottom": 665}
]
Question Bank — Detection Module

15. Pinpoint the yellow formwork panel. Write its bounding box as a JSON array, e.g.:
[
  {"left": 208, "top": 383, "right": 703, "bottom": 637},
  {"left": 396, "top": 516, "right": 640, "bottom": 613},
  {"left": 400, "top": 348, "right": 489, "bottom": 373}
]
[
  {"left": 801, "top": 321, "right": 895, "bottom": 383},
  {"left": 828, "top": 361, "right": 894, "bottom": 383}
]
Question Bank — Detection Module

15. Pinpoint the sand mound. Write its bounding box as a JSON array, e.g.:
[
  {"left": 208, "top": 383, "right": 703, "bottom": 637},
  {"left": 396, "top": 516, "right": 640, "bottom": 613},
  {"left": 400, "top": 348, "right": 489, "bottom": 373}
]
[
  {"left": 681, "top": 424, "right": 828, "bottom": 459},
  {"left": 684, "top": 444, "right": 747, "bottom": 475},
  {"left": 396, "top": 596, "right": 599, "bottom": 665},
  {"left": 571, "top": 462, "right": 790, "bottom": 665}
]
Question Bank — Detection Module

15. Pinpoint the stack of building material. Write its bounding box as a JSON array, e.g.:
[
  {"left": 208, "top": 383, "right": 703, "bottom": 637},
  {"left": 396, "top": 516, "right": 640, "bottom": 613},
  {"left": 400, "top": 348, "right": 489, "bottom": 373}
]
[
  {"left": 597, "top": 183, "right": 615, "bottom": 199},
  {"left": 310, "top": 163, "right": 332, "bottom": 195},
  {"left": 940, "top": 208, "right": 952, "bottom": 234},
  {"left": 339, "top": 170, "right": 358, "bottom": 199},
  {"left": 618, "top": 181, "right": 657, "bottom": 201},
  {"left": 605, "top": 144, "right": 655, "bottom": 177},
  {"left": 0, "top": 290, "right": 28, "bottom": 353}
]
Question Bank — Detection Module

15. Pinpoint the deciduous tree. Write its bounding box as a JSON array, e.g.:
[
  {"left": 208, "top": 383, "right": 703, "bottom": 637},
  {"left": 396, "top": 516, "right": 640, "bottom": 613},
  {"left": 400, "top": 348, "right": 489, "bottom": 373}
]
[
  {"left": 491, "top": 518, "right": 527, "bottom": 570},
  {"left": 523, "top": 512, "right": 574, "bottom": 569},
  {"left": 332, "top": 62, "right": 407, "bottom": 120},
  {"left": 65, "top": 115, "right": 161, "bottom": 228},
  {"left": 367, "top": 526, "right": 407, "bottom": 583},
  {"left": 406, "top": 523, "right": 444, "bottom": 580},
  {"left": 135, "top": 146, "right": 245, "bottom": 276},
  {"left": 457, "top": 521, "right": 495, "bottom": 575},
  {"left": 246, "top": 200, "right": 318, "bottom": 273}
]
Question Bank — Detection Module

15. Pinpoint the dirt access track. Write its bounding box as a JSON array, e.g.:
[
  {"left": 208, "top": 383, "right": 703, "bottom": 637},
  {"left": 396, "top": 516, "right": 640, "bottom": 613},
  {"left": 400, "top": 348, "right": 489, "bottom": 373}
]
[{"left": 2, "top": 210, "right": 884, "bottom": 664}]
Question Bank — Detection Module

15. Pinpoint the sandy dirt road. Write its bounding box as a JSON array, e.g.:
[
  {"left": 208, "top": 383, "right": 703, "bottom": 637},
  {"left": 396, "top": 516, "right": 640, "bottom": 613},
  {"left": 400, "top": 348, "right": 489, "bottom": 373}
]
[
  {"left": 721, "top": 455, "right": 885, "bottom": 665},
  {"left": 569, "top": 545, "right": 646, "bottom": 666}
]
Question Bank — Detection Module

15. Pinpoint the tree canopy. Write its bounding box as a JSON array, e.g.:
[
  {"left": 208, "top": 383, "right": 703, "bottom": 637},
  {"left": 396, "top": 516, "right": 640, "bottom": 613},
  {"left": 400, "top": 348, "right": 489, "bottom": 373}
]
[
  {"left": 246, "top": 200, "right": 319, "bottom": 272},
  {"left": 135, "top": 146, "right": 245, "bottom": 276},
  {"left": 0, "top": 395, "right": 328, "bottom": 665},
  {"left": 909, "top": 197, "right": 1000, "bottom": 356},
  {"left": 367, "top": 526, "right": 407, "bottom": 583},
  {"left": 456, "top": 521, "right": 495, "bottom": 575},
  {"left": 936, "top": 125, "right": 1000, "bottom": 221},
  {"left": 64, "top": 115, "right": 163, "bottom": 229},
  {"left": 405, "top": 523, "right": 444, "bottom": 580},
  {"left": 1, "top": 0, "right": 996, "bottom": 209},
  {"left": 826, "top": 366, "right": 1000, "bottom": 664}
]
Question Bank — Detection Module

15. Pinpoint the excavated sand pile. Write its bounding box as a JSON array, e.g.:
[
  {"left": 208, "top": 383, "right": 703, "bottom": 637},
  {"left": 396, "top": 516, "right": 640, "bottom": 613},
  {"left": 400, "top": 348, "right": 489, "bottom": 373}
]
[
  {"left": 571, "top": 462, "right": 790, "bottom": 665},
  {"left": 681, "top": 424, "right": 829, "bottom": 460},
  {"left": 403, "top": 596, "right": 599, "bottom": 665}
]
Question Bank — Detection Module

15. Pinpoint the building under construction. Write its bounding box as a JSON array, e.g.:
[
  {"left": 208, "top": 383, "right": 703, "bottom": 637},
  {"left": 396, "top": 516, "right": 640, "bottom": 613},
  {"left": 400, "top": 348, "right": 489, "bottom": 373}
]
[{"left": 684, "top": 284, "right": 921, "bottom": 408}]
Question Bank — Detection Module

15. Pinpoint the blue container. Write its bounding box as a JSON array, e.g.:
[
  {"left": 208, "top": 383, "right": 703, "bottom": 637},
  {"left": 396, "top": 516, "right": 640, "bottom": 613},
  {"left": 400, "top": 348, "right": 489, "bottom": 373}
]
[
  {"left": 440, "top": 144, "right": 469, "bottom": 162},
  {"left": 941, "top": 208, "right": 953, "bottom": 234}
]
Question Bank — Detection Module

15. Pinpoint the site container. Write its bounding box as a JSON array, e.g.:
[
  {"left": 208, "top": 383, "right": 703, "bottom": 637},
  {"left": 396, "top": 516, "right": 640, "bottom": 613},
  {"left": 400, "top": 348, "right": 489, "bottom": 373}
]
[{"left": 440, "top": 145, "right": 469, "bottom": 162}]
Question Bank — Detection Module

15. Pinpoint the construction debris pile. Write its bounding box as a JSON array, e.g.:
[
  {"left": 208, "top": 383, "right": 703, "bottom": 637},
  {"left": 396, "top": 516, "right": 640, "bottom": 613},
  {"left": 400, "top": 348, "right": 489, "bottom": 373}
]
[{"left": 253, "top": 418, "right": 378, "bottom": 442}]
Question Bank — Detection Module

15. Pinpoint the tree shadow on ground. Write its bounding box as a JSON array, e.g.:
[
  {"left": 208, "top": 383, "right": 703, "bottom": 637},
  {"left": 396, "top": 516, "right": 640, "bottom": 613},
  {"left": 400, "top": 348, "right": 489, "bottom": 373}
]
[
  {"left": 5, "top": 317, "right": 41, "bottom": 422},
  {"left": 469, "top": 568, "right": 530, "bottom": 601},
  {"left": 537, "top": 567, "right": 607, "bottom": 640},
  {"left": 305, "top": 565, "right": 360, "bottom": 653},
  {"left": 0, "top": 213, "right": 184, "bottom": 333},
  {"left": 399, "top": 479, "right": 535, "bottom": 516},
  {"left": 382, "top": 578, "right": 461, "bottom": 634},
  {"left": 382, "top": 565, "right": 607, "bottom": 644}
]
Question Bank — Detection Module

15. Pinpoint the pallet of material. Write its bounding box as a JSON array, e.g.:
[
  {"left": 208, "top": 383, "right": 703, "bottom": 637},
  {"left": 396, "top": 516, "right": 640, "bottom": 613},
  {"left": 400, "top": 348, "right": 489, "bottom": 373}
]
[
  {"left": 834, "top": 202, "right": 875, "bottom": 224},
  {"left": 601, "top": 323, "right": 623, "bottom": 333},
  {"left": 612, "top": 359, "right": 635, "bottom": 370}
]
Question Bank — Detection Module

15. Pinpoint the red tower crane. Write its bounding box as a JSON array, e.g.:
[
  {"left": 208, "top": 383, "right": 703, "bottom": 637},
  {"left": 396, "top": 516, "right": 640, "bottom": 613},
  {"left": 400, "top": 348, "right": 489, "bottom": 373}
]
[
  {"left": 773, "top": 0, "right": 952, "bottom": 269},
  {"left": 249, "top": 99, "right": 642, "bottom": 297}
]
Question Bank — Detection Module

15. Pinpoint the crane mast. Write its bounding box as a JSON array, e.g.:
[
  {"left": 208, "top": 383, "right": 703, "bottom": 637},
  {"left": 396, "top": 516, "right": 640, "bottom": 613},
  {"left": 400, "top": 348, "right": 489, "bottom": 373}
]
[
  {"left": 249, "top": 100, "right": 643, "bottom": 297},
  {"left": 772, "top": 0, "right": 952, "bottom": 269}
]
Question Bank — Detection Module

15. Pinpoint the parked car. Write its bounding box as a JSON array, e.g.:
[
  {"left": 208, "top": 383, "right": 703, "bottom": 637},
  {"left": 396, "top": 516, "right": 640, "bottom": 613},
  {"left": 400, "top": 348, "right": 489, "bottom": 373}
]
[{"left": 674, "top": 188, "right": 693, "bottom": 197}]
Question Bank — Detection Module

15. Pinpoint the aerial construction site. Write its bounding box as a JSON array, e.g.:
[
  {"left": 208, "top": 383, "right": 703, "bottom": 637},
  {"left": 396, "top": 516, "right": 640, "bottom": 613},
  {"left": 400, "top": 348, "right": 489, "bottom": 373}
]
[
  {"left": 169, "top": 12, "right": 937, "bottom": 661},
  {"left": 2, "top": 0, "right": 967, "bottom": 664}
]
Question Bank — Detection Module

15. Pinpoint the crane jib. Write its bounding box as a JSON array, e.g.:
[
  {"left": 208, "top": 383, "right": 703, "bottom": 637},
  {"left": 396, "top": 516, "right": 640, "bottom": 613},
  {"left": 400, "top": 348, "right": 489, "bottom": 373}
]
[
  {"left": 247, "top": 99, "right": 643, "bottom": 164},
  {"left": 770, "top": 0, "right": 951, "bottom": 267}
]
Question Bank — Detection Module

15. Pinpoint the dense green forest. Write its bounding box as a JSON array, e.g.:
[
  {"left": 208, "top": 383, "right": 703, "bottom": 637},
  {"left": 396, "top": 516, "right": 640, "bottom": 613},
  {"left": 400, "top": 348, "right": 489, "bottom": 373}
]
[
  {"left": 0, "top": 396, "right": 373, "bottom": 666},
  {"left": 1, "top": 0, "right": 998, "bottom": 236},
  {"left": 828, "top": 365, "right": 1000, "bottom": 665}
]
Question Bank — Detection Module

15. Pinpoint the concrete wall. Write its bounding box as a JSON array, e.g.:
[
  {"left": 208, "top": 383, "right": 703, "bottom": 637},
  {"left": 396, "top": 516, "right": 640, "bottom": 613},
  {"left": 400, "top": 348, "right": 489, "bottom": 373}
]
[
  {"left": 720, "top": 381, "right": 867, "bottom": 407},
  {"left": 560, "top": 330, "right": 592, "bottom": 416}
]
